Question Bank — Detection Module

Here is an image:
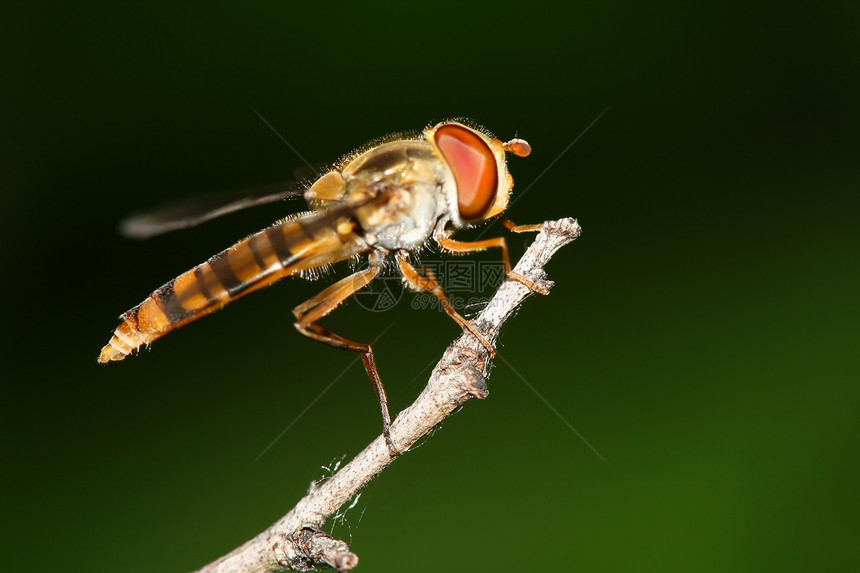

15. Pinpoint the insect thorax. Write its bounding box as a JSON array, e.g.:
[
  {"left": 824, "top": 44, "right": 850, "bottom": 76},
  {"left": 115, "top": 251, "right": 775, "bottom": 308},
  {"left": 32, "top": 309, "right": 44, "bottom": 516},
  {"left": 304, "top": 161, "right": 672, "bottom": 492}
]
[{"left": 343, "top": 141, "right": 452, "bottom": 251}]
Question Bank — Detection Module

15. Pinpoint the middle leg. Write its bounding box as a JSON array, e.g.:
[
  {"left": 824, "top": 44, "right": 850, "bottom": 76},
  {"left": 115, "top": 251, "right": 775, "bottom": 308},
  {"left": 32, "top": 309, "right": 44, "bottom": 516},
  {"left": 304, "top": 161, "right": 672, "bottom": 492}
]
[{"left": 396, "top": 252, "right": 495, "bottom": 356}]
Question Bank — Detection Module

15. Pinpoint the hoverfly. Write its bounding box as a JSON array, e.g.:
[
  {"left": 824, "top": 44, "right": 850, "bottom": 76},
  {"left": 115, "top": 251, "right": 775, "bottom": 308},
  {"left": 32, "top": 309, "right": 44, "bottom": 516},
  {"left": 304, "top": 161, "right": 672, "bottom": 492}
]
[{"left": 99, "top": 119, "right": 544, "bottom": 453}]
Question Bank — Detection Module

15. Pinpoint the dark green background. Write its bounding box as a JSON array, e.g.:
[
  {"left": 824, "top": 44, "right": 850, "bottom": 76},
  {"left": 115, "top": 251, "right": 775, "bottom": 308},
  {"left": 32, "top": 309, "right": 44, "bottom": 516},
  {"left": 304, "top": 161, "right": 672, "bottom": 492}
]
[{"left": 3, "top": 2, "right": 858, "bottom": 571}]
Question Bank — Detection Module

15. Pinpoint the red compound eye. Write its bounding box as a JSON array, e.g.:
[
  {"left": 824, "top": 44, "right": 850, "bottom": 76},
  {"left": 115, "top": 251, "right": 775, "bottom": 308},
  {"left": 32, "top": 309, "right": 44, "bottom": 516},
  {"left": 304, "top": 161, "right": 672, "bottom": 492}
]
[{"left": 434, "top": 124, "right": 499, "bottom": 221}]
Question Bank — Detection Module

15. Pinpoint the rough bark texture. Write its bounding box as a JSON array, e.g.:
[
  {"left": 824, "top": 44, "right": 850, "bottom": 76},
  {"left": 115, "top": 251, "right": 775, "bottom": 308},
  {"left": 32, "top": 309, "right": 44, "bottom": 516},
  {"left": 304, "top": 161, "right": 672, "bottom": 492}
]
[{"left": 196, "top": 218, "right": 581, "bottom": 572}]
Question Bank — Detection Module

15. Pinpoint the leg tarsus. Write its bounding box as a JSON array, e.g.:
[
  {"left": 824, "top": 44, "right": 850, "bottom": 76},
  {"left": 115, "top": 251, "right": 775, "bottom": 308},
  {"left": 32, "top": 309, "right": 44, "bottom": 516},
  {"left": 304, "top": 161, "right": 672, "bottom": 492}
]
[
  {"left": 507, "top": 270, "right": 550, "bottom": 295},
  {"left": 499, "top": 217, "right": 544, "bottom": 233}
]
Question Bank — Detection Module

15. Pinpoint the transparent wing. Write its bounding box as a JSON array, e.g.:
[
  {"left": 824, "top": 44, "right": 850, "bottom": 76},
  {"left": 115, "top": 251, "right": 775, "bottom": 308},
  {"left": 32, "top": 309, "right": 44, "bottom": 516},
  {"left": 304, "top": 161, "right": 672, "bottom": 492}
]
[{"left": 119, "top": 181, "right": 306, "bottom": 239}]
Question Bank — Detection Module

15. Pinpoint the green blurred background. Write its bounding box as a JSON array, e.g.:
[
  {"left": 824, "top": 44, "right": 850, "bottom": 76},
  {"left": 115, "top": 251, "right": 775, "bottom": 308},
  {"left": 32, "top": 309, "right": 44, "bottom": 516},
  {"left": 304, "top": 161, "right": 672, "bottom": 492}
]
[{"left": 3, "top": 2, "right": 858, "bottom": 571}]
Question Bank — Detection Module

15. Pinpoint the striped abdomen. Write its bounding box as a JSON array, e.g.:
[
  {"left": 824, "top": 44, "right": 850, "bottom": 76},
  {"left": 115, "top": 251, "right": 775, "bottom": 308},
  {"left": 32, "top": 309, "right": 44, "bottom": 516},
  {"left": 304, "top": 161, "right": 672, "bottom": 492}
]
[{"left": 98, "top": 205, "right": 371, "bottom": 363}]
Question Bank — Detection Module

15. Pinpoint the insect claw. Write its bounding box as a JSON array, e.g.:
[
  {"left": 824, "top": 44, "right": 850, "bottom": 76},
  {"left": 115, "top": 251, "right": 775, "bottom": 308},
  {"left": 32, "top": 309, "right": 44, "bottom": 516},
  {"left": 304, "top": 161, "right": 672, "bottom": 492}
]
[{"left": 508, "top": 271, "right": 550, "bottom": 295}]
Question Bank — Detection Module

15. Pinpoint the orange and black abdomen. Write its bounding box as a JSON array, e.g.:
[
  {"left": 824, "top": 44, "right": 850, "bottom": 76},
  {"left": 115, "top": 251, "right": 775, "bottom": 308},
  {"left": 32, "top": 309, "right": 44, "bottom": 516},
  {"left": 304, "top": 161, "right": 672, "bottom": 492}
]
[{"left": 98, "top": 205, "right": 370, "bottom": 363}]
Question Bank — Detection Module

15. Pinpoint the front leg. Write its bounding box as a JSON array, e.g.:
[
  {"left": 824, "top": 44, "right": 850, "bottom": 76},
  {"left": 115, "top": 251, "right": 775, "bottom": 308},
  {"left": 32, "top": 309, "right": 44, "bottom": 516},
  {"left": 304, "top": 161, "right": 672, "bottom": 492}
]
[
  {"left": 499, "top": 217, "right": 543, "bottom": 233},
  {"left": 435, "top": 222, "right": 549, "bottom": 295}
]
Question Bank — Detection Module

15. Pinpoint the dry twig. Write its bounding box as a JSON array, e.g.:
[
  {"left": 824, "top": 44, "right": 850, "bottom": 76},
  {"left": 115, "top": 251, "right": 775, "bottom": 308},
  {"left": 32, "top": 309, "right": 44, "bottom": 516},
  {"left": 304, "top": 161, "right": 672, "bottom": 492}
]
[{"left": 196, "top": 217, "right": 581, "bottom": 572}]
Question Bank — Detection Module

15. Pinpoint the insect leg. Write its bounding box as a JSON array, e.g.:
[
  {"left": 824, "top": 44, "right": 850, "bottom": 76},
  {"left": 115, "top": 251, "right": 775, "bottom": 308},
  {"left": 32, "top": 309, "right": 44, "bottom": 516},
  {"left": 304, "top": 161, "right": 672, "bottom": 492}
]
[
  {"left": 292, "top": 264, "right": 398, "bottom": 456},
  {"left": 396, "top": 253, "right": 495, "bottom": 356},
  {"left": 435, "top": 234, "right": 549, "bottom": 295},
  {"left": 498, "top": 217, "right": 544, "bottom": 233}
]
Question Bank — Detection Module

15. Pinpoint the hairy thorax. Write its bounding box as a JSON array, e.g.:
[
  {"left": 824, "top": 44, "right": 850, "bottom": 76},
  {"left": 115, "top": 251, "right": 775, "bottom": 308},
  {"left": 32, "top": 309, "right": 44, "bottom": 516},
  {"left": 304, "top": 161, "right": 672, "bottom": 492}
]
[{"left": 341, "top": 140, "right": 451, "bottom": 251}]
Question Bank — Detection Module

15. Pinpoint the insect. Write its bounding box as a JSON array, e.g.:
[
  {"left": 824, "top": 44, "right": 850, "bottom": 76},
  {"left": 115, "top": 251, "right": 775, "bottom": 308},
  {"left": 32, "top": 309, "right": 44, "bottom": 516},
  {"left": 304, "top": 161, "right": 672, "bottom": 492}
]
[{"left": 99, "top": 119, "right": 545, "bottom": 453}]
